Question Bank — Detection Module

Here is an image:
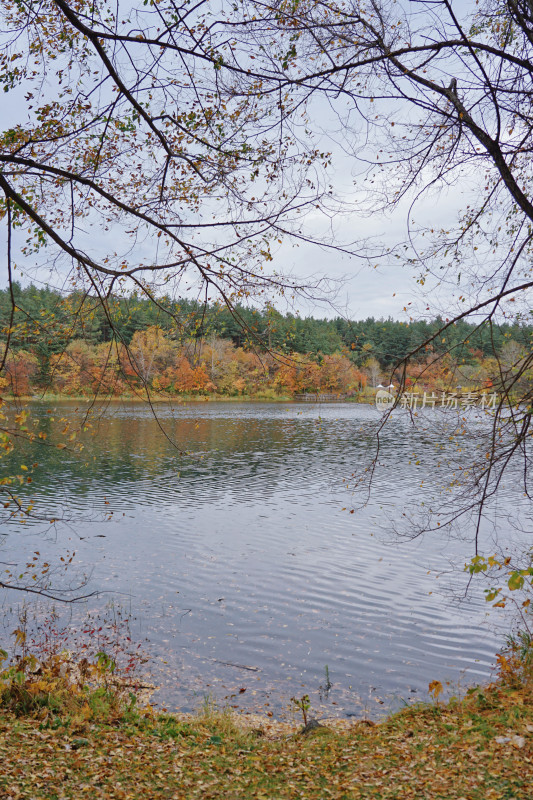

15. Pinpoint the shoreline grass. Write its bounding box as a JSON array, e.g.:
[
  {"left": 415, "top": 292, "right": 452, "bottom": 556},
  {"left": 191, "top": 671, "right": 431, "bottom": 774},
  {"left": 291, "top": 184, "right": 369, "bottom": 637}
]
[
  {"left": 2, "top": 391, "right": 374, "bottom": 405},
  {"left": 2, "top": 655, "right": 532, "bottom": 799},
  {"left": 5, "top": 392, "right": 300, "bottom": 404}
]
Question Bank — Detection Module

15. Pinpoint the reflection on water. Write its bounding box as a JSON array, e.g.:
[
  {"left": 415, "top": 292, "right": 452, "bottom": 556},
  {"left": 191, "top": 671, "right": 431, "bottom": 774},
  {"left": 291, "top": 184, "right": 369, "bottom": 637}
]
[{"left": 1, "top": 401, "right": 527, "bottom": 718}]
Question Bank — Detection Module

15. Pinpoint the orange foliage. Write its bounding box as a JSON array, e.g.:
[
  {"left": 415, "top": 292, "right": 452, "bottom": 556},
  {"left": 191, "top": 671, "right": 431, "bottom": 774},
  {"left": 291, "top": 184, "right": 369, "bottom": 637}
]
[
  {"left": 2, "top": 350, "right": 39, "bottom": 396},
  {"left": 170, "top": 357, "right": 216, "bottom": 394},
  {"left": 275, "top": 353, "right": 366, "bottom": 395},
  {"left": 1, "top": 329, "right": 371, "bottom": 398},
  {"left": 49, "top": 340, "right": 96, "bottom": 395}
]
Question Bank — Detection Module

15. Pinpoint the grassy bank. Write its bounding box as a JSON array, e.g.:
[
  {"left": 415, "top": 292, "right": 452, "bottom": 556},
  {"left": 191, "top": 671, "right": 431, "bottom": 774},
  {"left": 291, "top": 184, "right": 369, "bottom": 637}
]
[
  {"left": 11, "top": 391, "right": 303, "bottom": 404},
  {"left": 1, "top": 655, "right": 532, "bottom": 799},
  {"left": 6, "top": 391, "right": 377, "bottom": 407}
]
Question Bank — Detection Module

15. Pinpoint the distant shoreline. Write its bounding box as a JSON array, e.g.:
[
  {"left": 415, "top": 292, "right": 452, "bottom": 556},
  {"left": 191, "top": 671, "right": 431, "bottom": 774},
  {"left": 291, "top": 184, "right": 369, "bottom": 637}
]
[{"left": 3, "top": 391, "right": 374, "bottom": 404}]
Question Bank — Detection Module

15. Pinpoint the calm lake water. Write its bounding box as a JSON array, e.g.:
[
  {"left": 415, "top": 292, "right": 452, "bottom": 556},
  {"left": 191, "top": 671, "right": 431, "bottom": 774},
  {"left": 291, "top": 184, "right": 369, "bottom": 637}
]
[{"left": 1, "top": 400, "right": 528, "bottom": 719}]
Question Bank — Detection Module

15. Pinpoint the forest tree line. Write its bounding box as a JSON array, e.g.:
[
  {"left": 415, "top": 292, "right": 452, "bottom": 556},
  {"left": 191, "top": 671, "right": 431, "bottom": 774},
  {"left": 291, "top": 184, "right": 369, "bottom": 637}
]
[{"left": 1, "top": 284, "right": 531, "bottom": 398}]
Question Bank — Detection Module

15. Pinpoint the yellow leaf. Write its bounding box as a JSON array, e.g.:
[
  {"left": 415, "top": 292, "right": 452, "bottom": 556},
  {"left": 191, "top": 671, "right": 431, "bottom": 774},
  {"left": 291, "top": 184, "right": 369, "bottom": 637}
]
[
  {"left": 12, "top": 628, "right": 26, "bottom": 646},
  {"left": 428, "top": 680, "right": 443, "bottom": 701}
]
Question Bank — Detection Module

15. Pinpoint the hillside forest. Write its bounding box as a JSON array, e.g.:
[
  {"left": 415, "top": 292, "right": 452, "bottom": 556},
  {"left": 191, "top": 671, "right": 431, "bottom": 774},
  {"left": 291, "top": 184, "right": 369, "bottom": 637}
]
[{"left": 1, "top": 284, "right": 531, "bottom": 400}]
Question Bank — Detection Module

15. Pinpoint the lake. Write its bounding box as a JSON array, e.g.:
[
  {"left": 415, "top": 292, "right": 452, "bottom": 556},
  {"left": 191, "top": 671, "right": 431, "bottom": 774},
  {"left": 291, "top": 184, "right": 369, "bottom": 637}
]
[{"left": 1, "top": 400, "right": 526, "bottom": 719}]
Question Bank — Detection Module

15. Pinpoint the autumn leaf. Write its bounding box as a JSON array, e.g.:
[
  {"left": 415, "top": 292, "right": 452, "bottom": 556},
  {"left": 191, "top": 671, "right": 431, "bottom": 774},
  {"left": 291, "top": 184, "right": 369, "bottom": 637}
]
[{"left": 428, "top": 680, "right": 443, "bottom": 701}]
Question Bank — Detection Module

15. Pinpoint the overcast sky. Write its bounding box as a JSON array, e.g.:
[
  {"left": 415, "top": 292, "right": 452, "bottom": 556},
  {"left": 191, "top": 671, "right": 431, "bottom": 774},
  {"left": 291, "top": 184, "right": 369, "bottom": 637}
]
[
  {"left": 1, "top": 200, "right": 461, "bottom": 322},
  {"left": 0, "top": 20, "right": 467, "bottom": 324},
  {"left": 1, "top": 134, "right": 467, "bottom": 322}
]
